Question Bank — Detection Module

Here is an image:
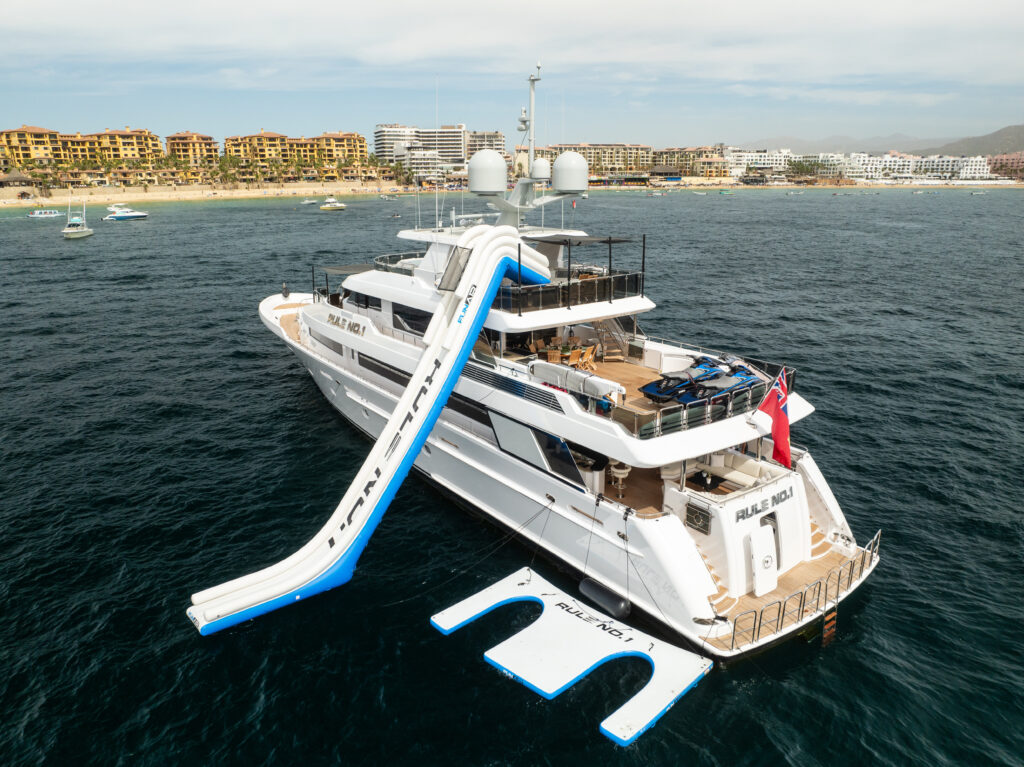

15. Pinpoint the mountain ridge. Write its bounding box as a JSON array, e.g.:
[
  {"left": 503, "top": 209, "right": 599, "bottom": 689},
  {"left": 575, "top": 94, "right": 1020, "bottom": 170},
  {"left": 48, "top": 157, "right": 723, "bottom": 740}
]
[{"left": 738, "top": 125, "right": 1024, "bottom": 156}]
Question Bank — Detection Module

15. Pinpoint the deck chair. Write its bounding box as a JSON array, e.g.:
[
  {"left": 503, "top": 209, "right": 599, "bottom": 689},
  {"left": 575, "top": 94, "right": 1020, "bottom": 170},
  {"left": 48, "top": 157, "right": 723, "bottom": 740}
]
[
  {"left": 567, "top": 348, "right": 582, "bottom": 367},
  {"left": 536, "top": 338, "right": 547, "bottom": 350},
  {"left": 569, "top": 336, "right": 582, "bottom": 346},
  {"left": 528, "top": 342, "right": 537, "bottom": 354},
  {"left": 547, "top": 349, "right": 562, "bottom": 363},
  {"left": 580, "top": 345, "right": 597, "bottom": 371}
]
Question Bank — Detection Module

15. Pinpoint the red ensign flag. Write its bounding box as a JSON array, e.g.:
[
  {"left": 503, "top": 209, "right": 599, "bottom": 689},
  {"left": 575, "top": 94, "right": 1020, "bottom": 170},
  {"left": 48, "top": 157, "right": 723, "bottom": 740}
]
[{"left": 757, "top": 369, "right": 791, "bottom": 468}]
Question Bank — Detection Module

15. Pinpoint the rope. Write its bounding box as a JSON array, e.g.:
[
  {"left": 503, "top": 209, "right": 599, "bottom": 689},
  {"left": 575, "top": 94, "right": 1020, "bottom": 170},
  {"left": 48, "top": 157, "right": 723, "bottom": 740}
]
[{"left": 581, "top": 493, "right": 601, "bottom": 578}]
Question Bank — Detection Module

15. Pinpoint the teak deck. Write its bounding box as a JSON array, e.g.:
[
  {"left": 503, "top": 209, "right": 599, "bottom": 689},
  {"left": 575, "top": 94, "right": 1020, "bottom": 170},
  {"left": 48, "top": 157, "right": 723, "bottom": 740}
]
[{"left": 702, "top": 548, "right": 850, "bottom": 652}]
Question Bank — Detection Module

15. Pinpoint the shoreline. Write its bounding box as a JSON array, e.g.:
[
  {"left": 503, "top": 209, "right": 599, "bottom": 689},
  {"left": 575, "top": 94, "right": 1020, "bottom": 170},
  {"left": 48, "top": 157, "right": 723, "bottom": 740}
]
[{"left": 1, "top": 179, "right": 1020, "bottom": 208}]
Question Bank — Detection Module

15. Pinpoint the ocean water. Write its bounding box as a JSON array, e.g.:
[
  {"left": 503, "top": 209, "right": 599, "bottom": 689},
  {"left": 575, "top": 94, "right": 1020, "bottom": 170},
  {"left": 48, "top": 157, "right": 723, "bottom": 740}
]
[{"left": 1, "top": 189, "right": 1022, "bottom": 766}]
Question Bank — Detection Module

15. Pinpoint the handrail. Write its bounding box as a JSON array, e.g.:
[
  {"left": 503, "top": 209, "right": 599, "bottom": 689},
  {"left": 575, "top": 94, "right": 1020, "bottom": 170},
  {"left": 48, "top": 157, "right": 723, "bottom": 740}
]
[
  {"left": 780, "top": 590, "right": 805, "bottom": 630},
  {"left": 373, "top": 251, "right": 427, "bottom": 274},
  {"left": 727, "top": 533, "right": 881, "bottom": 652},
  {"left": 756, "top": 601, "right": 782, "bottom": 640},
  {"left": 731, "top": 610, "right": 758, "bottom": 650},
  {"left": 494, "top": 270, "right": 644, "bottom": 313},
  {"left": 607, "top": 383, "right": 764, "bottom": 440}
]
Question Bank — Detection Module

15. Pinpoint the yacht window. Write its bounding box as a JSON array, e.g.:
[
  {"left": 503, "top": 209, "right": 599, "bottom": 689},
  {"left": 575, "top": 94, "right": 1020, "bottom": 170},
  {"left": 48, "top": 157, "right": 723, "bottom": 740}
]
[
  {"left": 392, "top": 303, "right": 432, "bottom": 335},
  {"left": 358, "top": 353, "right": 492, "bottom": 430},
  {"left": 489, "top": 411, "right": 583, "bottom": 486},
  {"left": 471, "top": 331, "right": 497, "bottom": 368},
  {"left": 536, "top": 433, "right": 584, "bottom": 485},
  {"left": 347, "top": 291, "right": 382, "bottom": 311},
  {"left": 309, "top": 328, "right": 345, "bottom": 357},
  {"left": 358, "top": 353, "right": 409, "bottom": 386}
]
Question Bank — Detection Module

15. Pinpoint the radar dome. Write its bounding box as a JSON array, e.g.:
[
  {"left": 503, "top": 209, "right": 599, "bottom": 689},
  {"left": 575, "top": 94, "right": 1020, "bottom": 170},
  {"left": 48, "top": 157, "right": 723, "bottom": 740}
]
[
  {"left": 552, "top": 151, "right": 588, "bottom": 194},
  {"left": 530, "top": 158, "right": 551, "bottom": 180},
  {"left": 468, "top": 150, "right": 507, "bottom": 195}
]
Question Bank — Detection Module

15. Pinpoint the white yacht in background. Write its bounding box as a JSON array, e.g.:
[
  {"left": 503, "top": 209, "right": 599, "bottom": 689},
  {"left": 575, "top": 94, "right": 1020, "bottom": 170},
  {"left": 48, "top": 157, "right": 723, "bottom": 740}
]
[
  {"left": 62, "top": 201, "right": 93, "bottom": 239},
  {"left": 102, "top": 203, "right": 148, "bottom": 221},
  {"left": 241, "top": 72, "right": 881, "bottom": 660},
  {"left": 27, "top": 208, "right": 63, "bottom": 219},
  {"left": 320, "top": 197, "right": 346, "bottom": 210}
]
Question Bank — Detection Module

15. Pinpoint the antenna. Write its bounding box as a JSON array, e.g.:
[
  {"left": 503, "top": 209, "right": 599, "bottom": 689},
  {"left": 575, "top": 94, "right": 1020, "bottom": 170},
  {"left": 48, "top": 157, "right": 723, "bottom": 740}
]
[
  {"left": 435, "top": 76, "right": 440, "bottom": 228},
  {"left": 528, "top": 63, "right": 541, "bottom": 172}
]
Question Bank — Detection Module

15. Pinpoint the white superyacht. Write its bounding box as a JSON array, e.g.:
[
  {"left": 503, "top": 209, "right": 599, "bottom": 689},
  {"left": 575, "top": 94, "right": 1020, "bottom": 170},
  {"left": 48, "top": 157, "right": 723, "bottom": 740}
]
[{"left": 189, "top": 73, "right": 880, "bottom": 660}]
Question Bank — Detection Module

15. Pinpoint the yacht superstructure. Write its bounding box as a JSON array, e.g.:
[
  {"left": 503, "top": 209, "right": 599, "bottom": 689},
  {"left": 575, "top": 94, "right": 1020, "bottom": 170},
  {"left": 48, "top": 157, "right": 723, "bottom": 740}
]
[{"left": 189, "top": 69, "right": 879, "bottom": 659}]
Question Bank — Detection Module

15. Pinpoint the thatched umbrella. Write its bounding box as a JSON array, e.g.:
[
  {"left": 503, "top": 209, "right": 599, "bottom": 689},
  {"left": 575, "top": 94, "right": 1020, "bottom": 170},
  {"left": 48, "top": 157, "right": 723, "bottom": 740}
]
[{"left": 0, "top": 170, "right": 35, "bottom": 187}]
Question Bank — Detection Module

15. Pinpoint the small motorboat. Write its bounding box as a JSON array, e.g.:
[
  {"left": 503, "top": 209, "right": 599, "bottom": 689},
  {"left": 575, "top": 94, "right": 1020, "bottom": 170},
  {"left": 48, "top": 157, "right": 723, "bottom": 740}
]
[
  {"left": 103, "top": 203, "right": 148, "bottom": 221},
  {"left": 320, "top": 197, "right": 346, "bottom": 210},
  {"left": 27, "top": 209, "right": 63, "bottom": 219},
  {"left": 300, "top": 199, "right": 320, "bottom": 205},
  {"left": 692, "top": 191, "right": 707, "bottom": 196},
  {"left": 62, "top": 202, "right": 94, "bottom": 239}
]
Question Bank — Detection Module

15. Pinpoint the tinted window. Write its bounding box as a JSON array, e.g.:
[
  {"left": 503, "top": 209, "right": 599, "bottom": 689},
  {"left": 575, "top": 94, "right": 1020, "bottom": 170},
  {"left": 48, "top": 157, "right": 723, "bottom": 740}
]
[
  {"left": 347, "top": 291, "right": 382, "bottom": 311},
  {"left": 392, "top": 303, "right": 432, "bottom": 335}
]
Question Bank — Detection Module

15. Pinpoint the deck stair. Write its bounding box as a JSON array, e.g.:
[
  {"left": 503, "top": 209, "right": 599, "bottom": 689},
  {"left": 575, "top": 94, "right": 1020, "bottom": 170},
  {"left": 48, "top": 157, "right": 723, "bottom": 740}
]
[
  {"left": 810, "top": 522, "right": 832, "bottom": 560},
  {"left": 697, "top": 545, "right": 738, "bottom": 615},
  {"left": 600, "top": 335, "right": 625, "bottom": 362}
]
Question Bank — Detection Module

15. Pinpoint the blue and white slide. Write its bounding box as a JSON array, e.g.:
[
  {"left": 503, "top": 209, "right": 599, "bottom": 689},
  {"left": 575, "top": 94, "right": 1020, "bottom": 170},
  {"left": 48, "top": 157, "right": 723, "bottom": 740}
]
[{"left": 187, "top": 225, "right": 551, "bottom": 635}]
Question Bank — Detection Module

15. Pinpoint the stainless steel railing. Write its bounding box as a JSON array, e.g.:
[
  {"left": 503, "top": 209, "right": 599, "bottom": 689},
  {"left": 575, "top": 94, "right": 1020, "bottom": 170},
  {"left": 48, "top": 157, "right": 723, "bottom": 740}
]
[{"left": 729, "top": 530, "right": 881, "bottom": 651}]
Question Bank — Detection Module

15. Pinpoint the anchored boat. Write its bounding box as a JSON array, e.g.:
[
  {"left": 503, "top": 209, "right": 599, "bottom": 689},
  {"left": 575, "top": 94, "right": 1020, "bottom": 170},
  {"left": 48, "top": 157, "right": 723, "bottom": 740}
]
[
  {"left": 62, "top": 201, "right": 93, "bottom": 239},
  {"left": 188, "top": 70, "right": 879, "bottom": 663},
  {"left": 102, "top": 203, "right": 148, "bottom": 221}
]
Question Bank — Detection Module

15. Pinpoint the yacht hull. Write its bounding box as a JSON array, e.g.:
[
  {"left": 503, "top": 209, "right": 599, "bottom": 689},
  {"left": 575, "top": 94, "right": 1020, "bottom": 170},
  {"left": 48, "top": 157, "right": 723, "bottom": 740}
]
[{"left": 262, "top": 298, "right": 879, "bottom": 658}]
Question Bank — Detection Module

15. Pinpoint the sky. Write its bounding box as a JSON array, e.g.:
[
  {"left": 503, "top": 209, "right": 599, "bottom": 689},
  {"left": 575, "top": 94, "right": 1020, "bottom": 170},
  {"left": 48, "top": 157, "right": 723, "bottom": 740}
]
[{"left": 2, "top": 0, "right": 1022, "bottom": 151}]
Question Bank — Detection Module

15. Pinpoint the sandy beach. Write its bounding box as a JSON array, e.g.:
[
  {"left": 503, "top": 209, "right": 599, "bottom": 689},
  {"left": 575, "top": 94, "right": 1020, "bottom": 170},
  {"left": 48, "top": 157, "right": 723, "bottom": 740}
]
[
  {"left": 0, "top": 181, "right": 407, "bottom": 208},
  {"left": 1, "top": 178, "right": 1019, "bottom": 208}
]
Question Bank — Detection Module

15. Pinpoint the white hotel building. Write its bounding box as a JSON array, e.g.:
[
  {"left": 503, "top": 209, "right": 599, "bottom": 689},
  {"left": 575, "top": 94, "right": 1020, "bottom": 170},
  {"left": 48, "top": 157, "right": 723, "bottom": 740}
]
[
  {"left": 374, "top": 125, "right": 508, "bottom": 182},
  {"left": 727, "top": 145, "right": 993, "bottom": 181}
]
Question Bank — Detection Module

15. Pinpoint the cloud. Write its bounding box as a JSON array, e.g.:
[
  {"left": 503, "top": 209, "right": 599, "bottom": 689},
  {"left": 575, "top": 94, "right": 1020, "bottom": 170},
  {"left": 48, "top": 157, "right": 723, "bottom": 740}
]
[
  {"left": 726, "top": 84, "right": 957, "bottom": 108},
  {"left": 2, "top": 0, "right": 1022, "bottom": 89}
]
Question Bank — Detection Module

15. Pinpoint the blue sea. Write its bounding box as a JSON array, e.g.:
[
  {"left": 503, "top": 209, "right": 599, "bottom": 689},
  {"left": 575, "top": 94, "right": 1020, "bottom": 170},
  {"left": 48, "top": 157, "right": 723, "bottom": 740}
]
[{"left": 1, "top": 189, "right": 1022, "bottom": 765}]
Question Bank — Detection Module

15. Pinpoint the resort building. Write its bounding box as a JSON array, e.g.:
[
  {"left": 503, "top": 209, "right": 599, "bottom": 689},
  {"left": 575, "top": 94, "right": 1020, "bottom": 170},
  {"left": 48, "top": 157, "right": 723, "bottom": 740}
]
[
  {"left": 166, "top": 132, "right": 219, "bottom": 166},
  {"left": 58, "top": 133, "right": 103, "bottom": 165},
  {"left": 315, "top": 132, "right": 368, "bottom": 164},
  {"left": 393, "top": 145, "right": 443, "bottom": 181},
  {"left": 467, "top": 130, "right": 508, "bottom": 158},
  {"left": 91, "top": 127, "right": 163, "bottom": 162},
  {"left": 0, "top": 125, "right": 64, "bottom": 166},
  {"left": 989, "top": 151, "right": 1024, "bottom": 178},
  {"left": 224, "top": 130, "right": 290, "bottom": 162},
  {"left": 913, "top": 155, "right": 991, "bottom": 179},
  {"left": 415, "top": 124, "right": 469, "bottom": 166},
  {"left": 724, "top": 147, "right": 795, "bottom": 177},
  {"left": 374, "top": 124, "right": 419, "bottom": 164}
]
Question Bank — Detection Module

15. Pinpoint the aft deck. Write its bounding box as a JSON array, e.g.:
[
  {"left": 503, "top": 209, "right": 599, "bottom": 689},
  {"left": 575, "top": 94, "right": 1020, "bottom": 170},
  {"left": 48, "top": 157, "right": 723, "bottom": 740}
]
[{"left": 701, "top": 532, "right": 882, "bottom": 654}]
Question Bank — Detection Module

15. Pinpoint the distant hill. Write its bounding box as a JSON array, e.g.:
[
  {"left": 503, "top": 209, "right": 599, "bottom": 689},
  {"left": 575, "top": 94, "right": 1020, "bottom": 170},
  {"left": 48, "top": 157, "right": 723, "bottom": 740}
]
[
  {"left": 912, "top": 124, "right": 1024, "bottom": 156},
  {"left": 739, "top": 133, "right": 955, "bottom": 155}
]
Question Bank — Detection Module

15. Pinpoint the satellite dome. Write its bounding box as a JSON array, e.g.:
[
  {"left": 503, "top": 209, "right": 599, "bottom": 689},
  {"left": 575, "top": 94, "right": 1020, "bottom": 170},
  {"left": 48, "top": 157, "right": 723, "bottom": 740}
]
[
  {"left": 531, "top": 158, "right": 551, "bottom": 180},
  {"left": 468, "top": 150, "right": 507, "bottom": 195},
  {"left": 552, "top": 151, "right": 588, "bottom": 194}
]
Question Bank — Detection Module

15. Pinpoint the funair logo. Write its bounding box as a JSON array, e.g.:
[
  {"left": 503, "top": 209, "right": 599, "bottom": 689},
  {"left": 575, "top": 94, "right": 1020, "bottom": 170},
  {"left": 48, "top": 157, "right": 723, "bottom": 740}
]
[{"left": 456, "top": 285, "right": 477, "bottom": 325}]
